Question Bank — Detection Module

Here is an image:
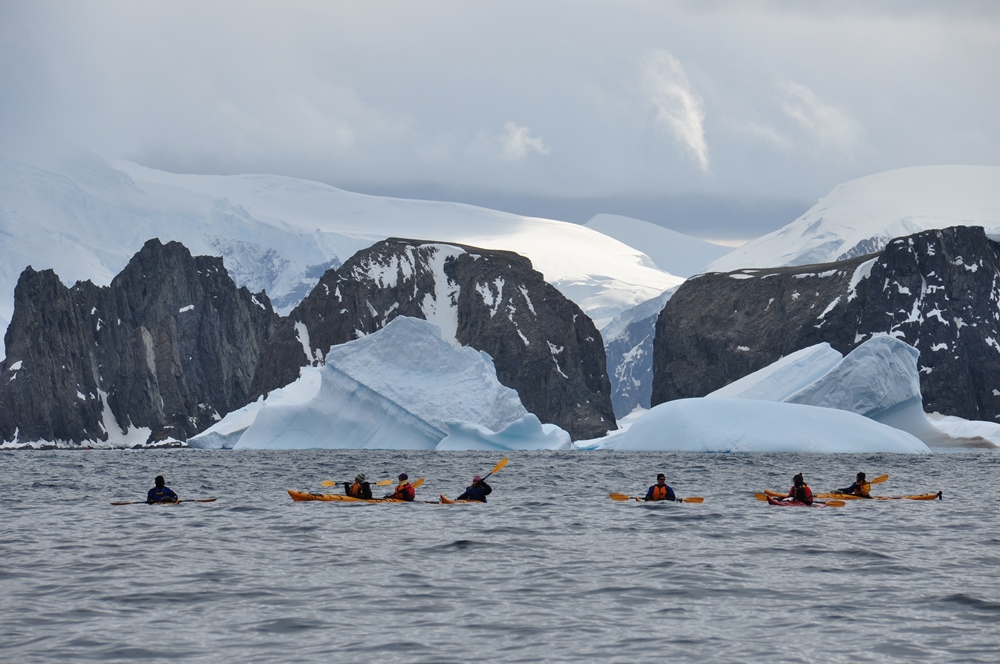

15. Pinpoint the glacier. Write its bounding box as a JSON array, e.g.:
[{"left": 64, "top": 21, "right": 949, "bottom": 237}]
[
  {"left": 0, "top": 151, "right": 683, "bottom": 356},
  {"left": 708, "top": 165, "right": 1000, "bottom": 271}
]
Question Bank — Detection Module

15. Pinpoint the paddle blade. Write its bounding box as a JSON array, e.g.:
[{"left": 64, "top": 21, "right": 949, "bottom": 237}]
[
  {"left": 375, "top": 479, "right": 395, "bottom": 486},
  {"left": 320, "top": 480, "right": 338, "bottom": 487},
  {"left": 754, "top": 493, "right": 769, "bottom": 501},
  {"left": 824, "top": 500, "right": 846, "bottom": 507},
  {"left": 871, "top": 474, "right": 888, "bottom": 484},
  {"left": 490, "top": 457, "right": 509, "bottom": 475},
  {"left": 682, "top": 497, "right": 704, "bottom": 503},
  {"left": 609, "top": 493, "right": 633, "bottom": 501},
  {"left": 191, "top": 498, "right": 218, "bottom": 503},
  {"left": 412, "top": 478, "right": 425, "bottom": 489},
  {"left": 110, "top": 501, "right": 137, "bottom": 506}
]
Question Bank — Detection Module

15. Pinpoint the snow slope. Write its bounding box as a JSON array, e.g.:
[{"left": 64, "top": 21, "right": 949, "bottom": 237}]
[
  {"left": 708, "top": 166, "right": 1000, "bottom": 271},
  {"left": 575, "top": 398, "right": 930, "bottom": 453},
  {"left": 584, "top": 214, "right": 732, "bottom": 278},
  {"left": 0, "top": 153, "right": 682, "bottom": 357},
  {"left": 193, "top": 316, "right": 569, "bottom": 450}
]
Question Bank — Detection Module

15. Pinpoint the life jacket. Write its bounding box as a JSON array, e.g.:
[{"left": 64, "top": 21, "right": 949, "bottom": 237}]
[
  {"left": 650, "top": 484, "right": 673, "bottom": 501},
  {"left": 854, "top": 482, "right": 871, "bottom": 497},
  {"left": 348, "top": 482, "right": 362, "bottom": 497},
  {"left": 393, "top": 482, "right": 415, "bottom": 501},
  {"left": 789, "top": 484, "right": 813, "bottom": 503}
]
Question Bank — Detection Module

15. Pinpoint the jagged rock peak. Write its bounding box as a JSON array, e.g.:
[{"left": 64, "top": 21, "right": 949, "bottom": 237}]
[{"left": 0, "top": 238, "right": 277, "bottom": 445}]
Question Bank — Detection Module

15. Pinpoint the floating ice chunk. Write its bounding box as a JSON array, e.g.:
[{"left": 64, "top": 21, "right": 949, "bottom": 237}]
[{"left": 436, "top": 415, "right": 571, "bottom": 451}]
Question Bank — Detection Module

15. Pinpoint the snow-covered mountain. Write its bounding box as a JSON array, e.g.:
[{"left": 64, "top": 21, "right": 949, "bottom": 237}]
[
  {"left": 584, "top": 214, "right": 732, "bottom": 278},
  {"left": 708, "top": 166, "right": 1000, "bottom": 271},
  {"left": 0, "top": 152, "right": 682, "bottom": 357}
]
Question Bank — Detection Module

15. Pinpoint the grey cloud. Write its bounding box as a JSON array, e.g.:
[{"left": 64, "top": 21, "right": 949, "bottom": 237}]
[{"left": 1, "top": 1, "right": 997, "bottom": 241}]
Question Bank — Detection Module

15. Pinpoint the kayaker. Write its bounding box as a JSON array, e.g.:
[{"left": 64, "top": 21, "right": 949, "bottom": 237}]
[
  {"left": 644, "top": 473, "right": 676, "bottom": 502},
  {"left": 456, "top": 475, "right": 492, "bottom": 502},
  {"left": 146, "top": 476, "right": 179, "bottom": 504},
  {"left": 783, "top": 473, "right": 813, "bottom": 505},
  {"left": 836, "top": 472, "right": 872, "bottom": 498},
  {"left": 388, "top": 473, "right": 416, "bottom": 501},
  {"left": 345, "top": 474, "right": 373, "bottom": 499}
]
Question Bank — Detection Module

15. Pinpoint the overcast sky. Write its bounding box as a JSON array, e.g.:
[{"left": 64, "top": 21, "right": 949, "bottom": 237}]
[{"left": 2, "top": 1, "right": 997, "bottom": 242}]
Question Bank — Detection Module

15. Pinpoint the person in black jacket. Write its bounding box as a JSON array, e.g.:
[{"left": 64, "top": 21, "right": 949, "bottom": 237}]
[
  {"left": 344, "top": 474, "right": 373, "bottom": 499},
  {"left": 146, "top": 476, "right": 179, "bottom": 504},
  {"left": 456, "top": 475, "right": 492, "bottom": 502}
]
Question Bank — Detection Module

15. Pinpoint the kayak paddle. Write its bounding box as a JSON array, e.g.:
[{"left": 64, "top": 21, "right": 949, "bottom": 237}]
[
  {"left": 871, "top": 474, "right": 888, "bottom": 484},
  {"left": 481, "top": 457, "right": 509, "bottom": 481},
  {"left": 320, "top": 478, "right": 394, "bottom": 487},
  {"left": 111, "top": 498, "right": 217, "bottom": 506},
  {"left": 608, "top": 492, "right": 704, "bottom": 503}
]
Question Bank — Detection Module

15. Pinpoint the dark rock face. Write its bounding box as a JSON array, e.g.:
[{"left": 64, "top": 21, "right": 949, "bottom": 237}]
[
  {"left": 252, "top": 238, "right": 616, "bottom": 440},
  {"left": 652, "top": 225, "right": 1000, "bottom": 422},
  {"left": 0, "top": 239, "right": 277, "bottom": 444}
]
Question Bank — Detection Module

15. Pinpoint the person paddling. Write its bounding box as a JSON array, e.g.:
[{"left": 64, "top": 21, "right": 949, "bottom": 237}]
[
  {"left": 344, "top": 474, "right": 372, "bottom": 499},
  {"left": 836, "top": 472, "right": 872, "bottom": 498},
  {"left": 146, "top": 476, "right": 179, "bottom": 504},
  {"left": 456, "top": 475, "right": 492, "bottom": 502},
  {"left": 388, "top": 473, "right": 416, "bottom": 501},
  {"left": 783, "top": 473, "right": 813, "bottom": 505},
  {"left": 644, "top": 473, "right": 676, "bottom": 502}
]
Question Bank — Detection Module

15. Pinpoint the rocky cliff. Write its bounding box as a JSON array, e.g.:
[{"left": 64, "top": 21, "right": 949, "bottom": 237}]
[
  {"left": 0, "top": 239, "right": 277, "bottom": 444},
  {"left": 653, "top": 225, "right": 1000, "bottom": 422},
  {"left": 252, "top": 238, "right": 616, "bottom": 440}
]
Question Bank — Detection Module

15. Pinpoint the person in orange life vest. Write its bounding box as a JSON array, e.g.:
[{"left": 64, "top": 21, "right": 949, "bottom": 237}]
[
  {"left": 836, "top": 472, "right": 871, "bottom": 498},
  {"left": 644, "top": 473, "right": 676, "bottom": 502},
  {"left": 784, "top": 473, "right": 813, "bottom": 504},
  {"left": 388, "top": 473, "right": 415, "bottom": 501},
  {"left": 345, "top": 473, "right": 372, "bottom": 499}
]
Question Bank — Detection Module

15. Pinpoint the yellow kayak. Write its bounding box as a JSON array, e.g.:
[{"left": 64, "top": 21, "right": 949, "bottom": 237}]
[{"left": 287, "top": 489, "right": 408, "bottom": 503}]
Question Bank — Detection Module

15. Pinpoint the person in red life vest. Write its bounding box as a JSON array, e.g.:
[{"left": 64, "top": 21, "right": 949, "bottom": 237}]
[
  {"left": 783, "top": 473, "right": 813, "bottom": 504},
  {"left": 388, "top": 473, "right": 415, "bottom": 501},
  {"left": 344, "top": 473, "right": 372, "bottom": 499},
  {"left": 644, "top": 473, "right": 676, "bottom": 502}
]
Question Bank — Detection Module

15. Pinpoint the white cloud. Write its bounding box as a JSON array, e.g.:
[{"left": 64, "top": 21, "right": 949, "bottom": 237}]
[
  {"left": 780, "top": 82, "right": 863, "bottom": 158},
  {"left": 499, "top": 122, "right": 550, "bottom": 161},
  {"left": 643, "top": 50, "right": 710, "bottom": 172}
]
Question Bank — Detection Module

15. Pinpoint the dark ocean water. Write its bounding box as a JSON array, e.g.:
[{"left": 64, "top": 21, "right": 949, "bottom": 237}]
[{"left": 2, "top": 449, "right": 999, "bottom": 663}]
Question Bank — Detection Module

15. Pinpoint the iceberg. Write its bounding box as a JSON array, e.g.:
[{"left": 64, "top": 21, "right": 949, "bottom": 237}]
[
  {"left": 575, "top": 398, "right": 930, "bottom": 453},
  {"left": 706, "top": 335, "right": 973, "bottom": 447},
  {"left": 213, "top": 316, "right": 535, "bottom": 449},
  {"left": 188, "top": 367, "right": 322, "bottom": 449}
]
